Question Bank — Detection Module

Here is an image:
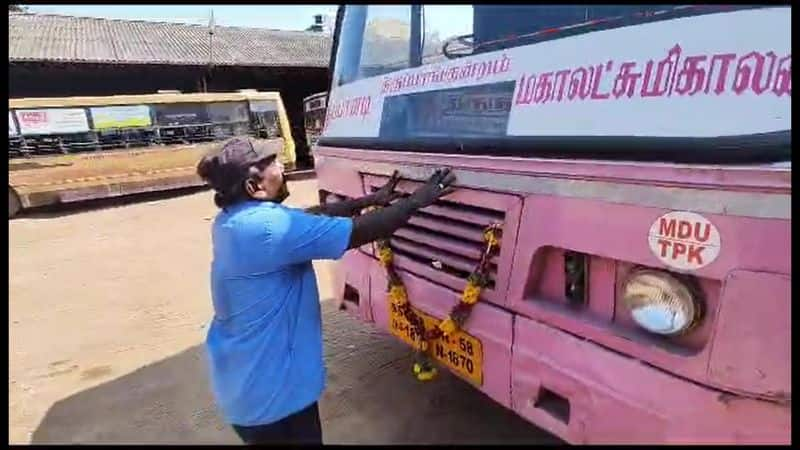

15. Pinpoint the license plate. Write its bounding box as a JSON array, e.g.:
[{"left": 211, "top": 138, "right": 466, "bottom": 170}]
[{"left": 389, "top": 301, "right": 483, "bottom": 386}]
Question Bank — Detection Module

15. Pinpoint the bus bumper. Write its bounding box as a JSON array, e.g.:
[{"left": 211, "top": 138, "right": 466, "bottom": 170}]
[
  {"left": 512, "top": 315, "right": 790, "bottom": 444},
  {"left": 335, "top": 251, "right": 790, "bottom": 445}
]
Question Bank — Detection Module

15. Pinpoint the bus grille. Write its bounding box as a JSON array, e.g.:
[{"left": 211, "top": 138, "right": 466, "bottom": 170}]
[{"left": 364, "top": 179, "right": 507, "bottom": 293}]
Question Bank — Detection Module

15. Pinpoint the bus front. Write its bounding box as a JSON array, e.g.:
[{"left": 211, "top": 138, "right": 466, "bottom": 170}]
[{"left": 314, "top": 5, "right": 790, "bottom": 444}]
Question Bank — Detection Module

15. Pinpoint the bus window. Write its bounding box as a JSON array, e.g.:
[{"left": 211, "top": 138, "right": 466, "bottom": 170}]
[
  {"left": 248, "top": 100, "right": 282, "bottom": 139},
  {"left": 90, "top": 104, "right": 156, "bottom": 149},
  {"left": 153, "top": 103, "right": 210, "bottom": 126},
  {"left": 207, "top": 101, "right": 251, "bottom": 139},
  {"left": 153, "top": 103, "right": 211, "bottom": 144}
]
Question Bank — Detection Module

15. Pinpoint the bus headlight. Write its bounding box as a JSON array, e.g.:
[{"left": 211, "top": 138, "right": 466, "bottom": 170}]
[{"left": 622, "top": 269, "right": 700, "bottom": 336}]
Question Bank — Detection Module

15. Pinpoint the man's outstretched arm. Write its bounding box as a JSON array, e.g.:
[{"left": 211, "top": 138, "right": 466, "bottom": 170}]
[{"left": 305, "top": 171, "right": 402, "bottom": 217}]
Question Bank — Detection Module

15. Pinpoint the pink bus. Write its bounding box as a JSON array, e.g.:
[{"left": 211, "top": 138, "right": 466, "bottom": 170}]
[{"left": 314, "top": 5, "right": 791, "bottom": 444}]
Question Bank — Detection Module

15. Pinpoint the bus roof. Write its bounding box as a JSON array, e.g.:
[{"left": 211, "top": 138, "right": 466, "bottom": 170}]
[{"left": 9, "top": 91, "right": 283, "bottom": 109}]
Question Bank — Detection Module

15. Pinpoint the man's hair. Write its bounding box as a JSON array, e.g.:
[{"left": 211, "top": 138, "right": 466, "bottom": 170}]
[{"left": 196, "top": 147, "right": 276, "bottom": 209}]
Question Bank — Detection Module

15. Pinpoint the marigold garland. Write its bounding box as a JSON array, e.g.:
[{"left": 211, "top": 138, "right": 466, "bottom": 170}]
[{"left": 377, "top": 223, "right": 501, "bottom": 381}]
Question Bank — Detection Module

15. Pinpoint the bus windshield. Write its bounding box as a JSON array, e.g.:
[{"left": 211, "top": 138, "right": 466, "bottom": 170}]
[{"left": 323, "top": 5, "right": 791, "bottom": 162}]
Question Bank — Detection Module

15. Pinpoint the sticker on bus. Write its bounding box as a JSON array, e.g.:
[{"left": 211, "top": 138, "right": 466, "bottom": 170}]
[
  {"left": 648, "top": 211, "right": 721, "bottom": 271},
  {"left": 15, "top": 108, "right": 90, "bottom": 135}
]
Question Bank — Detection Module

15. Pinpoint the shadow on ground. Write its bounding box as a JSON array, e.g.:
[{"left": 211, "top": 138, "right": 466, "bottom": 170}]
[
  {"left": 32, "top": 301, "right": 562, "bottom": 445},
  {"left": 30, "top": 345, "right": 236, "bottom": 445}
]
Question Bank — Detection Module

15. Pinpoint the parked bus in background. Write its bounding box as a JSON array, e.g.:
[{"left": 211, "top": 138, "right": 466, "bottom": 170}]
[
  {"left": 8, "top": 90, "right": 295, "bottom": 218},
  {"left": 314, "top": 5, "right": 790, "bottom": 444},
  {"left": 303, "top": 91, "right": 328, "bottom": 161}
]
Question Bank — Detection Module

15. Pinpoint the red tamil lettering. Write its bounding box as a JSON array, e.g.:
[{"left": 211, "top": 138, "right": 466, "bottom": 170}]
[
  {"left": 733, "top": 51, "right": 778, "bottom": 95},
  {"left": 515, "top": 74, "right": 537, "bottom": 105},
  {"left": 704, "top": 53, "right": 737, "bottom": 95},
  {"left": 533, "top": 72, "right": 554, "bottom": 104},
  {"left": 361, "top": 96, "right": 372, "bottom": 117},
  {"left": 498, "top": 53, "right": 512, "bottom": 73},
  {"left": 475, "top": 61, "right": 490, "bottom": 81},
  {"left": 612, "top": 62, "right": 641, "bottom": 99},
  {"left": 772, "top": 55, "right": 791, "bottom": 97},
  {"left": 567, "top": 67, "right": 593, "bottom": 101},
  {"left": 458, "top": 65, "right": 471, "bottom": 80},
  {"left": 590, "top": 63, "right": 611, "bottom": 100},
  {"left": 641, "top": 44, "right": 683, "bottom": 98},
  {"left": 687, "top": 245, "right": 705, "bottom": 265},
  {"left": 675, "top": 55, "right": 708, "bottom": 96},
  {"left": 752, "top": 51, "right": 778, "bottom": 95},
  {"left": 445, "top": 67, "right": 459, "bottom": 83},
  {"left": 553, "top": 69, "right": 571, "bottom": 102}
]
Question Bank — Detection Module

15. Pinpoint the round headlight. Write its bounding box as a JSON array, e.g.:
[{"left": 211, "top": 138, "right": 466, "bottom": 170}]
[{"left": 622, "top": 269, "right": 701, "bottom": 336}]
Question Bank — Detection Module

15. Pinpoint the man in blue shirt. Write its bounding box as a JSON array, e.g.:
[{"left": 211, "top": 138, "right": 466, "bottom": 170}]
[{"left": 196, "top": 138, "right": 455, "bottom": 444}]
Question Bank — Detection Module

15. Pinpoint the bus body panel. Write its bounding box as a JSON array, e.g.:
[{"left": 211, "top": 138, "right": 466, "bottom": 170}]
[{"left": 314, "top": 145, "right": 790, "bottom": 444}]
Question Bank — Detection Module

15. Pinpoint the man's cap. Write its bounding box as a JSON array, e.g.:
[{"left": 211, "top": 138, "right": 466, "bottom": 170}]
[{"left": 196, "top": 137, "right": 279, "bottom": 193}]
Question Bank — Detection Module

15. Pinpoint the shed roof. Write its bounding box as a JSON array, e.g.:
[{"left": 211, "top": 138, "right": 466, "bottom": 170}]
[{"left": 8, "top": 12, "right": 332, "bottom": 68}]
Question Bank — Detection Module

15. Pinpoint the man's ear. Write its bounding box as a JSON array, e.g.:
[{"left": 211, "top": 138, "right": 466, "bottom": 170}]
[
  {"left": 246, "top": 179, "right": 268, "bottom": 199},
  {"left": 244, "top": 179, "right": 258, "bottom": 196}
]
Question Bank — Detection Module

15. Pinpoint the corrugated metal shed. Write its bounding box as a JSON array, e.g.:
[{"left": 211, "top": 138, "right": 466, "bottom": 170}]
[{"left": 8, "top": 12, "right": 332, "bottom": 68}]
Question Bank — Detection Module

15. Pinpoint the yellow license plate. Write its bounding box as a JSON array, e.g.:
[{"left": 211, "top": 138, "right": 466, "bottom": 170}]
[{"left": 389, "top": 301, "right": 483, "bottom": 386}]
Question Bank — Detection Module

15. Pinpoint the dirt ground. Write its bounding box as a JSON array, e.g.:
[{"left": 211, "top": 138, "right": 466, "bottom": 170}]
[{"left": 8, "top": 179, "right": 561, "bottom": 445}]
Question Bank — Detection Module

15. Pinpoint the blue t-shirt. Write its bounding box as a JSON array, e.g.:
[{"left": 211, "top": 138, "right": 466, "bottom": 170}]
[{"left": 205, "top": 200, "right": 353, "bottom": 426}]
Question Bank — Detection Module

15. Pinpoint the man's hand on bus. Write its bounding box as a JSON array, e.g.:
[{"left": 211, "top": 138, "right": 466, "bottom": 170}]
[
  {"left": 407, "top": 168, "right": 456, "bottom": 208},
  {"left": 347, "top": 168, "right": 457, "bottom": 249},
  {"left": 306, "top": 170, "right": 402, "bottom": 217},
  {"left": 369, "top": 170, "right": 403, "bottom": 206}
]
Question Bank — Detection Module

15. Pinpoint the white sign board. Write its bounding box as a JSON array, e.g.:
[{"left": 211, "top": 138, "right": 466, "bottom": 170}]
[
  {"left": 323, "top": 7, "right": 791, "bottom": 139},
  {"left": 16, "top": 108, "right": 90, "bottom": 135},
  {"left": 648, "top": 211, "right": 721, "bottom": 271},
  {"left": 9, "top": 112, "right": 18, "bottom": 136}
]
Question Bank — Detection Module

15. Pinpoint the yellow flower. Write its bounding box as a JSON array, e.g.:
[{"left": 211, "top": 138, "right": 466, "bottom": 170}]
[
  {"left": 438, "top": 317, "right": 457, "bottom": 335},
  {"left": 461, "top": 284, "right": 481, "bottom": 305},
  {"left": 378, "top": 246, "right": 394, "bottom": 266},
  {"left": 388, "top": 284, "right": 407, "bottom": 304},
  {"left": 413, "top": 363, "right": 437, "bottom": 381},
  {"left": 416, "top": 367, "right": 437, "bottom": 381},
  {"left": 483, "top": 229, "right": 499, "bottom": 248}
]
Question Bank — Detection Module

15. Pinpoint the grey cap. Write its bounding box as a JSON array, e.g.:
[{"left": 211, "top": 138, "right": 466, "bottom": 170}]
[{"left": 196, "top": 137, "right": 279, "bottom": 193}]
